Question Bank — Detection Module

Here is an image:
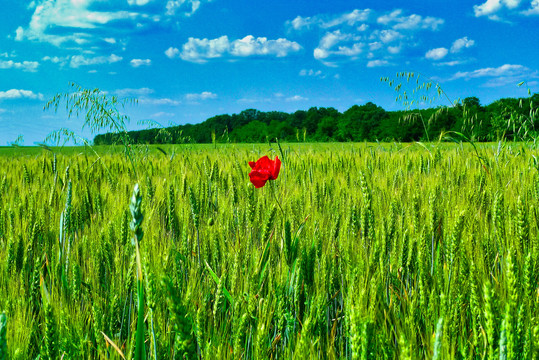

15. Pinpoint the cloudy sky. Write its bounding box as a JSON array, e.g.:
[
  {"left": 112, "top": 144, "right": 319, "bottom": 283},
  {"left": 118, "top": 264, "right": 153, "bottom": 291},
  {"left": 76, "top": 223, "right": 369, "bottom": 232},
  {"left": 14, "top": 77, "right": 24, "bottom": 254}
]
[{"left": 1, "top": 0, "right": 538, "bottom": 145}]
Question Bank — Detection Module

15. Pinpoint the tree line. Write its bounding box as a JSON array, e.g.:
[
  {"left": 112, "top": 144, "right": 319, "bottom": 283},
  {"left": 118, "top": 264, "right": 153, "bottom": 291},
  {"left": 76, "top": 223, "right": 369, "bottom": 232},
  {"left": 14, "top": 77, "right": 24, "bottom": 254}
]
[{"left": 93, "top": 94, "right": 539, "bottom": 145}]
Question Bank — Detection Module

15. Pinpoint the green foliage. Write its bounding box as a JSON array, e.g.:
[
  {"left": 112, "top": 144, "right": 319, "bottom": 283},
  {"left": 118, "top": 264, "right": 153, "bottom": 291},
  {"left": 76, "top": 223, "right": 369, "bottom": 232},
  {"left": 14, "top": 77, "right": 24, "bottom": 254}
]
[
  {"left": 0, "top": 313, "right": 7, "bottom": 360},
  {"left": 41, "top": 302, "right": 57, "bottom": 360},
  {"left": 130, "top": 184, "right": 146, "bottom": 360},
  {"left": 337, "top": 103, "right": 388, "bottom": 141}
]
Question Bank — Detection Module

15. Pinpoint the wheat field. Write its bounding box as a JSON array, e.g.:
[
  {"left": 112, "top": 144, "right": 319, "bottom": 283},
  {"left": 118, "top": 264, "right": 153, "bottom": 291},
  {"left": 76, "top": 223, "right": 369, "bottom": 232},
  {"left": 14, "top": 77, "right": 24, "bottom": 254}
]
[{"left": 0, "top": 142, "right": 538, "bottom": 359}]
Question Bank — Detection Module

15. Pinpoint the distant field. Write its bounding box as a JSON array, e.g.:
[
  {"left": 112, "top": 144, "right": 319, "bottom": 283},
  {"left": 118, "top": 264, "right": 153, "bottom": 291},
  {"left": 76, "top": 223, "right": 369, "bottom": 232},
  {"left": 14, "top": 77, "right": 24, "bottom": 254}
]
[
  {"left": 0, "top": 140, "right": 527, "bottom": 156},
  {"left": 1, "top": 142, "right": 538, "bottom": 359}
]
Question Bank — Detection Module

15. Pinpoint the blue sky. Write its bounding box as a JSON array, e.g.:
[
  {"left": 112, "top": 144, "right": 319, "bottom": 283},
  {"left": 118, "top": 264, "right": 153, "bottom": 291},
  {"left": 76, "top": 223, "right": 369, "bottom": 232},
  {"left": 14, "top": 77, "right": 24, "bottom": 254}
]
[{"left": 0, "top": 0, "right": 538, "bottom": 145}]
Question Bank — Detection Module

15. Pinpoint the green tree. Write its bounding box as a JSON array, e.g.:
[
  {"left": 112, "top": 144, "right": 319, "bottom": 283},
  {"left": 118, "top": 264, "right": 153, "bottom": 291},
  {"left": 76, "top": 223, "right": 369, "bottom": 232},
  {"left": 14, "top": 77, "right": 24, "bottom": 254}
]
[
  {"left": 336, "top": 102, "right": 387, "bottom": 141},
  {"left": 232, "top": 120, "right": 268, "bottom": 142},
  {"left": 316, "top": 116, "right": 338, "bottom": 140}
]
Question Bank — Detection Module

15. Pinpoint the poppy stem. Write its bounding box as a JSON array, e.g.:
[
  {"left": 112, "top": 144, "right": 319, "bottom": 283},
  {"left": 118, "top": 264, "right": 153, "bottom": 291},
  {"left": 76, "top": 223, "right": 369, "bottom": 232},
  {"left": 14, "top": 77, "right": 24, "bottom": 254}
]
[{"left": 270, "top": 181, "right": 284, "bottom": 215}]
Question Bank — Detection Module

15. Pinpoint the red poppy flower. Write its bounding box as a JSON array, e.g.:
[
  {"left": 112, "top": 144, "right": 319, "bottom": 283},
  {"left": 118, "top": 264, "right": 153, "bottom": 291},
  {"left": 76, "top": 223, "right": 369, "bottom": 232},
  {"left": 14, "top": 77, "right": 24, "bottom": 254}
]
[{"left": 248, "top": 155, "right": 281, "bottom": 188}]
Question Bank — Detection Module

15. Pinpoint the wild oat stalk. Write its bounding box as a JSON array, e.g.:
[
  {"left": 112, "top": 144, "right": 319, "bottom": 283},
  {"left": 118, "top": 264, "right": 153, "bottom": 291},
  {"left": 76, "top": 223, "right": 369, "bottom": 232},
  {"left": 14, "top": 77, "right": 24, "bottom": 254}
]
[{"left": 44, "top": 82, "right": 139, "bottom": 178}]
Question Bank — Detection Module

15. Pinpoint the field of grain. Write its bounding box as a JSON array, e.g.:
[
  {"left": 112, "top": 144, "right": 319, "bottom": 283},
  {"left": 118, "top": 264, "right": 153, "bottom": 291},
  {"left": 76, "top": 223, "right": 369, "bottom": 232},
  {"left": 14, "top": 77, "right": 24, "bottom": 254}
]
[{"left": 0, "top": 142, "right": 539, "bottom": 359}]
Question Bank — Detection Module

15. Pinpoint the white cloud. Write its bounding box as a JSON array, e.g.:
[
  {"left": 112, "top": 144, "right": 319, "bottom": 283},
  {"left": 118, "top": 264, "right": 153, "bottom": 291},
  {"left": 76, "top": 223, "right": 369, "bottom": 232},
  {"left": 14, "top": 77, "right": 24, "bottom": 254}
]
[
  {"left": 387, "top": 46, "right": 401, "bottom": 54},
  {"left": 313, "top": 44, "right": 363, "bottom": 60},
  {"left": 373, "top": 29, "right": 403, "bottom": 43},
  {"left": 369, "top": 42, "right": 383, "bottom": 51},
  {"left": 138, "top": 96, "right": 182, "bottom": 105},
  {"left": 179, "top": 36, "right": 230, "bottom": 62},
  {"left": 16, "top": 0, "right": 211, "bottom": 47},
  {"left": 128, "top": 0, "right": 151, "bottom": 5},
  {"left": 288, "top": 9, "right": 443, "bottom": 65},
  {"left": 425, "top": 47, "right": 448, "bottom": 60},
  {"left": 111, "top": 88, "right": 184, "bottom": 109},
  {"left": 523, "top": 0, "right": 539, "bottom": 14},
  {"left": 287, "top": 9, "right": 371, "bottom": 31},
  {"left": 15, "top": 0, "right": 141, "bottom": 46},
  {"left": 451, "top": 64, "right": 529, "bottom": 80},
  {"left": 0, "top": 89, "right": 44, "bottom": 101},
  {"left": 474, "top": 0, "right": 520, "bottom": 15},
  {"left": 450, "top": 37, "right": 475, "bottom": 53},
  {"left": 425, "top": 37, "right": 473, "bottom": 64},
  {"left": 165, "top": 47, "right": 181, "bottom": 59},
  {"left": 483, "top": 76, "right": 533, "bottom": 87},
  {"left": 506, "top": 0, "right": 522, "bottom": 7},
  {"left": 450, "top": 63, "right": 539, "bottom": 87},
  {"left": 434, "top": 60, "right": 467, "bottom": 66},
  {"left": 115, "top": 88, "right": 154, "bottom": 97},
  {"left": 230, "top": 36, "right": 300, "bottom": 57},
  {"left": 42, "top": 55, "right": 70, "bottom": 66},
  {"left": 322, "top": 9, "right": 371, "bottom": 28},
  {"left": 319, "top": 30, "right": 351, "bottom": 50},
  {"left": 314, "top": 30, "right": 363, "bottom": 60},
  {"left": 357, "top": 24, "right": 369, "bottom": 31},
  {"left": 299, "top": 69, "right": 325, "bottom": 78},
  {"left": 238, "top": 93, "right": 308, "bottom": 104},
  {"left": 472, "top": 0, "right": 539, "bottom": 18},
  {"left": 151, "top": 111, "right": 175, "bottom": 117},
  {"left": 237, "top": 97, "right": 263, "bottom": 104},
  {"left": 286, "top": 95, "right": 308, "bottom": 102},
  {"left": 0, "top": 59, "right": 39, "bottom": 72},
  {"left": 15, "top": 27, "right": 24, "bottom": 41},
  {"left": 367, "top": 59, "right": 390, "bottom": 67},
  {"left": 166, "top": 0, "right": 210, "bottom": 16},
  {"left": 130, "top": 58, "right": 151, "bottom": 67},
  {"left": 474, "top": 0, "right": 522, "bottom": 19},
  {"left": 70, "top": 54, "right": 122, "bottom": 68},
  {"left": 377, "top": 9, "right": 444, "bottom": 30},
  {"left": 289, "top": 16, "right": 316, "bottom": 31},
  {"left": 177, "top": 35, "right": 301, "bottom": 63},
  {"left": 185, "top": 91, "right": 217, "bottom": 101}
]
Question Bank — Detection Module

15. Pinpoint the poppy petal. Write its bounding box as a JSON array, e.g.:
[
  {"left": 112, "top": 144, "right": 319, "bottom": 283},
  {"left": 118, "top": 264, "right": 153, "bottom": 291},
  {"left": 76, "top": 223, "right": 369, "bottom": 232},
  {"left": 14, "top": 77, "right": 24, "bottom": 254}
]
[
  {"left": 256, "top": 156, "right": 272, "bottom": 169},
  {"left": 249, "top": 169, "right": 271, "bottom": 182},
  {"left": 250, "top": 178, "right": 268, "bottom": 188},
  {"left": 271, "top": 156, "right": 281, "bottom": 180},
  {"left": 249, "top": 170, "right": 270, "bottom": 188},
  {"left": 248, "top": 161, "right": 256, "bottom": 169}
]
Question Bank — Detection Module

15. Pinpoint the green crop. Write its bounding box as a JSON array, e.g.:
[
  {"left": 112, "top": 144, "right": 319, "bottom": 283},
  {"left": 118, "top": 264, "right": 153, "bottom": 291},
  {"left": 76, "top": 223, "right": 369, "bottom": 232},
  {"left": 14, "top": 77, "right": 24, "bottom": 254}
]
[{"left": 0, "top": 141, "right": 539, "bottom": 359}]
